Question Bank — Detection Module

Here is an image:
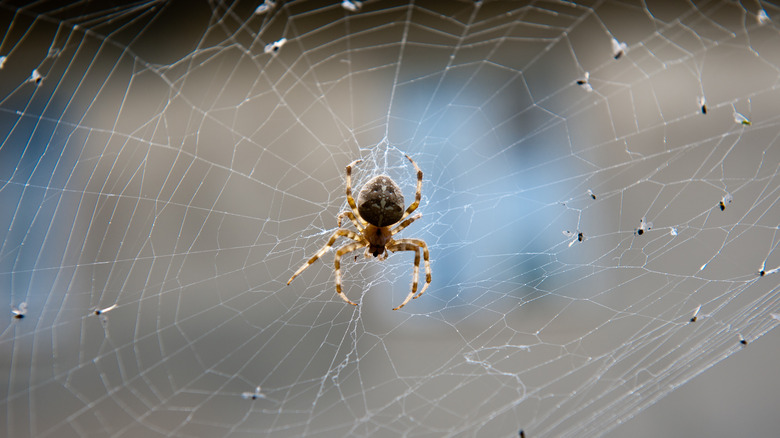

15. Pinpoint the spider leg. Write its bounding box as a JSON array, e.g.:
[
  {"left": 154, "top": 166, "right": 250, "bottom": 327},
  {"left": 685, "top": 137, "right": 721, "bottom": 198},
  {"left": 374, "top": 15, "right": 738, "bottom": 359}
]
[
  {"left": 287, "top": 229, "right": 361, "bottom": 285},
  {"left": 386, "top": 242, "right": 421, "bottom": 310},
  {"left": 338, "top": 210, "right": 364, "bottom": 231},
  {"left": 345, "top": 159, "right": 368, "bottom": 226},
  {"left": 334, "top": 241, "right": 366, "bottom": 306},
  {"left": 390, "top": 238, "right": 431, "bottom": 302},
  {"left": 400, "top": 154, "right": 422, "bottom": 220},
  {"left": 390, "top": 213, "right": 421, "bottom": 236}
]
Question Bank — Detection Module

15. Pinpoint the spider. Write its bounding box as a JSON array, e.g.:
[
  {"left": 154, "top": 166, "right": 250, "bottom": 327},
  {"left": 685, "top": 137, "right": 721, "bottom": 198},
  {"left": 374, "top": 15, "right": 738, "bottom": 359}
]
[{"left": 287, "top": 155, "right": 431, "bottom": 310}]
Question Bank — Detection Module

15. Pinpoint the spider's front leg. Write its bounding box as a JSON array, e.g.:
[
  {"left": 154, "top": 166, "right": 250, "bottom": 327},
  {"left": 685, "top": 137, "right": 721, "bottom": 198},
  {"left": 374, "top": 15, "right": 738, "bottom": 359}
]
[
  {"left": 387, "top": 238, "right": 431, "bottom": 310},
  {"left": 386, "top": 242, "right": 420, "bottom": 310},
  {"left": 389, "top": 238, "right": 431, "bottom": 309},
  {"left": 287, "top": 228, "right": 361, "bottom": 285},
  {"left": 334, "top": 242, "right": 366, "bottom": 306}
]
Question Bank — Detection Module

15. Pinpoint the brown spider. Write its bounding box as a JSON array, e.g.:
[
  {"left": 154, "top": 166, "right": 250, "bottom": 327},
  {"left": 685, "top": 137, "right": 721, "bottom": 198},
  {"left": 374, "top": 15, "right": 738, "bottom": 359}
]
[{"left": 287, "top": 155, "right": 431, "bottom": 310}]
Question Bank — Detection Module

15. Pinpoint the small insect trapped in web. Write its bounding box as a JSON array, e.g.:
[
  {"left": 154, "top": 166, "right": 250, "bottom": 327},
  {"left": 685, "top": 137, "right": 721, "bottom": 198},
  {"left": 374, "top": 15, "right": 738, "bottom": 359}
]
[
  {"left": 759, "top": 265, "right": 779, "bottom": 277},
  {"left": 91, "top": 304, "right": 117, "bottom": 327},
  {"left": 242, "top": 386, "right": 265, "bottom": 400},
  {"left": 12, "top": 302, "right": 27, "bottom": 319},
  {"left": 562, "top": 230, "right": 584, "bottom": 247},
  {"left": 719, "top": 193, "right": 732, "bottom": 211},
  {"left": 689, "top": 305, "right": 701, "bottom": 322},
  {"left": 698, "top": 96, "right": 707, "bottom": 114},
  {"left": 92, "top": 304, "right": 117, "bottom": 316},
  {"left": 264, "top": 38, "right": 287, "bottom": 54},
  {"left": 733, "top": 109, "right": 751, "bottom": 126},
  {"left": 576, "top": 72, "right": 592, "bottom": 92},
  {"left": 587, "top": 189, "right": 596, "bottom": 200},
  {"left": 341, "top": 0, "right": 362, "bottom": 11},
  {"left": 634, "top": 217, "right": 652, "bottom": 236},
  {"left": 287, "top": 155, "right": 431, "bottom": 310},
  {"left": 757, "top": 9, "right": 770, "bottom": 26},
  {"left": 254, "top": 0, "right": 275, "bottom": 15},
  {"left": 28, "top": 69, "right": 42, "bottom": 85},
  {"left": 611, "top": 37, "right": 627, "bottom": 59}
]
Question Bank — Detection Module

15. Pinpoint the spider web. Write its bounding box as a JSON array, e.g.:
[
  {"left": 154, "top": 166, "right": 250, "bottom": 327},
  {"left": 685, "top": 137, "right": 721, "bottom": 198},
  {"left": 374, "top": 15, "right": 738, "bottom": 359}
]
[{"left": 1, "top": 1, "right": 779, "bottom": 437}]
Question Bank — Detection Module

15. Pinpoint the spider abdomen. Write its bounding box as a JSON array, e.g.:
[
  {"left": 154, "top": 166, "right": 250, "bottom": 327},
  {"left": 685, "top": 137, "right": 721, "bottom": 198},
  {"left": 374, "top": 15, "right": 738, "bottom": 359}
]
[{"left": 357, "top": 175, "right": 405, "bottom": 227}]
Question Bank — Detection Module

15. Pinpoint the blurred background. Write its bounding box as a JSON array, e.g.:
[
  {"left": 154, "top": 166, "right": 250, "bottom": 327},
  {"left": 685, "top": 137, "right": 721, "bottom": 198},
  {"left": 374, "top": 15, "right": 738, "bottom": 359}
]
[{"left": 1, "top": 1, "right": 779, "bottom": 436}]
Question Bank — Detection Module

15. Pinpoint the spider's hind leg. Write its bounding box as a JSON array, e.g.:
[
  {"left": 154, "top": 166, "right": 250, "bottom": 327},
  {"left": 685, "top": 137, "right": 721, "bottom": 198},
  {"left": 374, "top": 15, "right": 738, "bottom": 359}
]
[
  {"left": 338, "top": 210, "right": 364, "bottom": 231},
  {"left": 400, "top": 154, "right": 423, "bottom": 220},
  {"left": 345, "top": 159, "right": 366, "bottom": 226},
  {"left": 390, "top": 213, "right": 421, "bottom": 236}
]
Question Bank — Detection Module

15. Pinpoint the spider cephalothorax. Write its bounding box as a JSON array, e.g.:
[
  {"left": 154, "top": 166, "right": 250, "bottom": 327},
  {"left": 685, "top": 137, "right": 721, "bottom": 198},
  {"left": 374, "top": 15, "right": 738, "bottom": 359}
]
[{"left": 287, "top": 155, "right": 431, "bottom": 310}]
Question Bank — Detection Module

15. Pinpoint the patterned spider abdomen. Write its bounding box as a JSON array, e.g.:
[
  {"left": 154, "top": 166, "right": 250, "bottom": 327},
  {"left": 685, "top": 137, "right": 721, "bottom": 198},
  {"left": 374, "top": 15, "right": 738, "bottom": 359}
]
[{"left": 357, "top": 175, "right": 405, "bottom": 227}]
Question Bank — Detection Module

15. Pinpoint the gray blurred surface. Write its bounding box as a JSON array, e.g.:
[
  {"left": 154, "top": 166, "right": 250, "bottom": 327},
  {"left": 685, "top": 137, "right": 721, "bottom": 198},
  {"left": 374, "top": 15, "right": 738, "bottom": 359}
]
[{"left": 612, "top": 329, "right": 780, "bottom": 437}]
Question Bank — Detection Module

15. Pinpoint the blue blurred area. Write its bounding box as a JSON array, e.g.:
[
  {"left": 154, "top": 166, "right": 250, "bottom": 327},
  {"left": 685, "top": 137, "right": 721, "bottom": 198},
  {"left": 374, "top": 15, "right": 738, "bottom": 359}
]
[{"left": 0, "top": 89, "right": 75, "bottom": 316}]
